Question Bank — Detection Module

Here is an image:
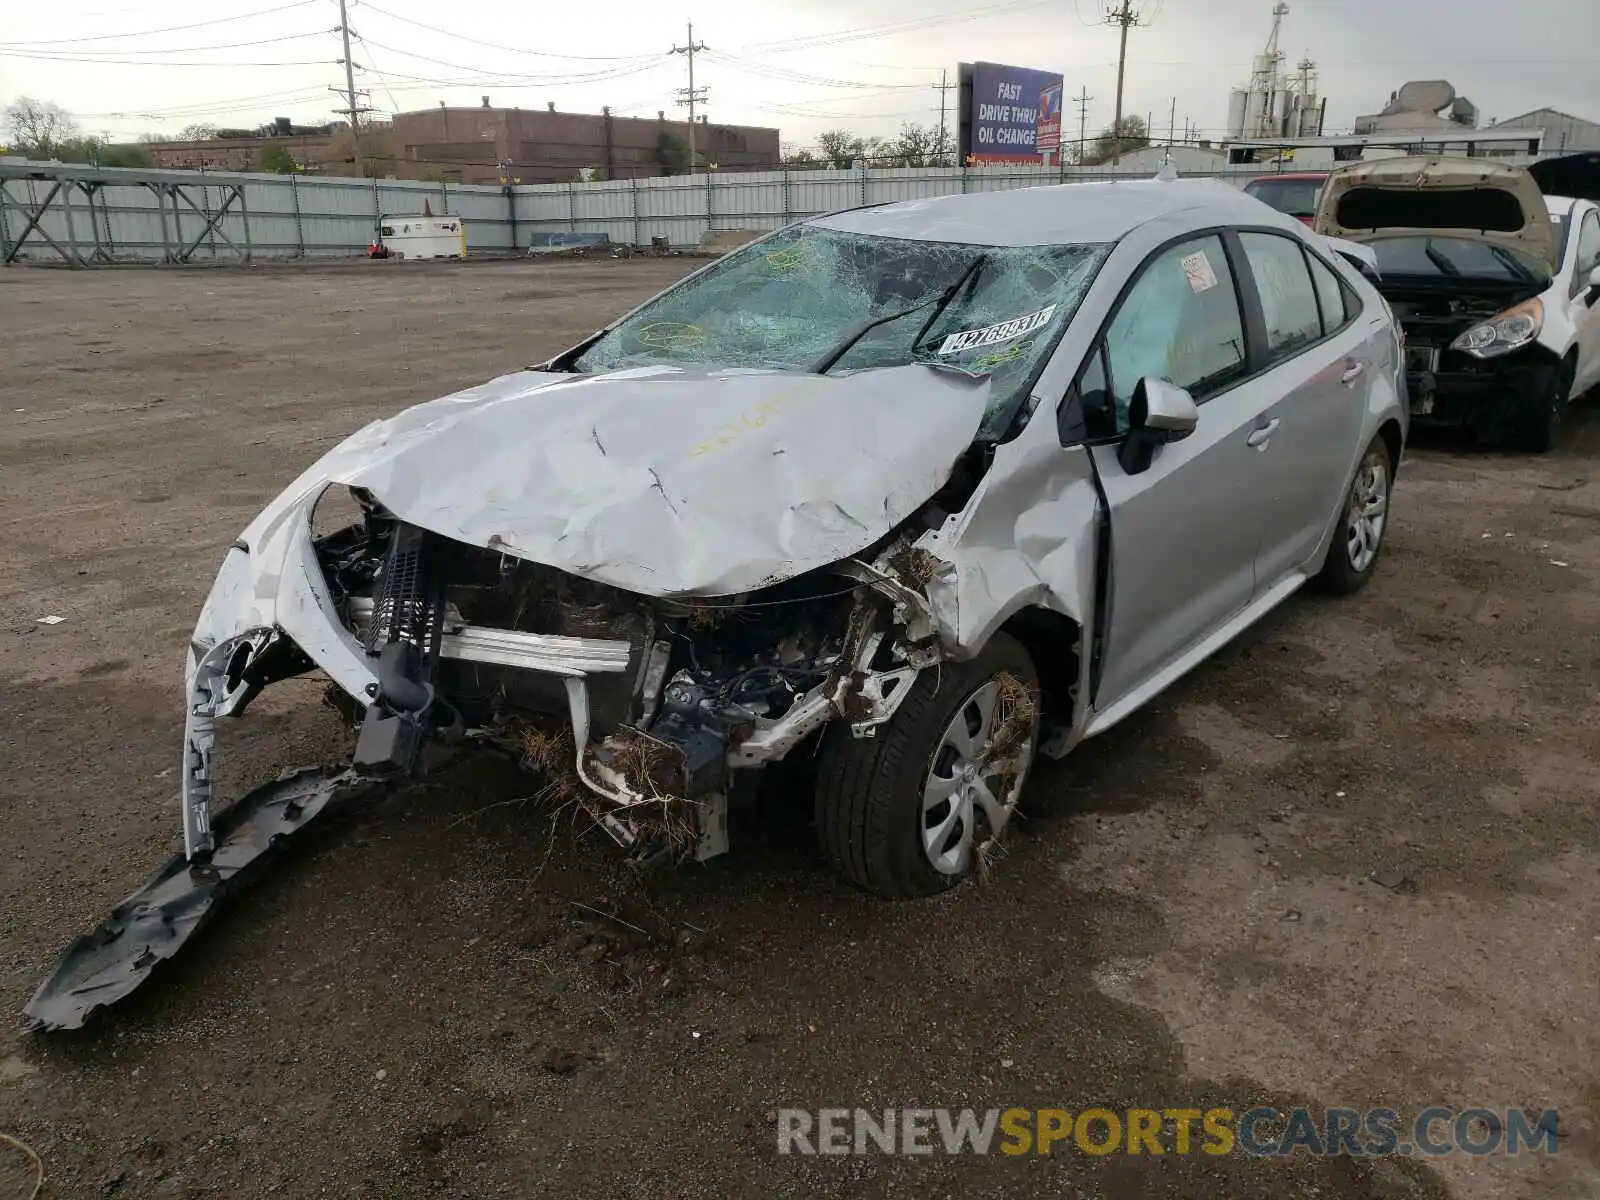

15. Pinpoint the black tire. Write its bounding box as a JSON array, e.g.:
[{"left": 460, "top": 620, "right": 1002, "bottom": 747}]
[
  {"left": 1315, "top": 436, "right": 1393, "bottom": 596},
  {"left": 1513, "top": 357, "right": 1574, "bottom": 454},
  {"left": 814, "top": 632, "right": 1039, "bottom": 899}
]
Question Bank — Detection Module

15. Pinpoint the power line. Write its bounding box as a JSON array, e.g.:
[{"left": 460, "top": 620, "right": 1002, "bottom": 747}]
[
  {"left": 0, "top": 30, "right": 335, "bottom": 56},
  {"left": 702, "top": 49, "right": 924, "bottom": 90},
  {"left": 351, "top": 33, "right": 402, "bottom": 113},
  {"left": 352, "top": 35, "right": 667, "bottom": 84},
  {"left": 0, "top": 47, "right": 332, "bottom": 65},
  {"left": 737, "top": 0, "right": 1053, "bottom": 55},
  {"left": 355, "top": 2, "right": 662, "bottom": 62},
  {"left": 3, "top": 0, "right": 321, "bottom": 45}
]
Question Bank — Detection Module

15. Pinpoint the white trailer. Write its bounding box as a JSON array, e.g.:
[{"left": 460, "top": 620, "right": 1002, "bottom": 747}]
[{"left": 377, "top": 215, "right": 467, "bottom": 260}]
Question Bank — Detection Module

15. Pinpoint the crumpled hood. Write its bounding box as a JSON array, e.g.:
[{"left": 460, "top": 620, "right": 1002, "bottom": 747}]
[{"left": 244, "top": 364, "right": 992, "bottom": 598}]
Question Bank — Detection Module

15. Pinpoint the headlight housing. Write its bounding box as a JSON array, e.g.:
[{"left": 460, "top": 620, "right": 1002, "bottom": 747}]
[{"left": 1450, "top": 298, "right": 1543, "bottom": 360}]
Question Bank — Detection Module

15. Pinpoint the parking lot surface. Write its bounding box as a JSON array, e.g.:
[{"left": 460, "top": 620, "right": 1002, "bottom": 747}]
[{"left": 1, "top": 259, "right": 1598, "bottom": 1198}]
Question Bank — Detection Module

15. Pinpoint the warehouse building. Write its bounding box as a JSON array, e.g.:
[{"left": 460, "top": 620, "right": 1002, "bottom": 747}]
[
  {"left": 135, "top": 118, "right": 344, "bottom": 172},
  {"left": 1489, "top": 108, "right": 1600, "bottom": 154},
  {"left": 389, "top": 99, "right": 781, "bottom": 184}
]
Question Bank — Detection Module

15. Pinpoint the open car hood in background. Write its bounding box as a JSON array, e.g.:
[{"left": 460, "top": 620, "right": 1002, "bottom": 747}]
[
  {"left": 1528, "top": 153, "right": 1600, "bottom": 205},
  {"left": 246, "top": 364, "right": 993, "bottom": 599},
  {"left": 1312, "top": 156, "right": 1557, "bottom": 275}
]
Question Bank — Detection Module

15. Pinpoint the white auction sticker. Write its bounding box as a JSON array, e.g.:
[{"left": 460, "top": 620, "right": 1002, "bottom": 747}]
[
  {"left": 1181, "top": 250, "right": 1218, "bottom": 293},
  {"left": 939, "top": 305, "right": 1056, "bottom": 356}
]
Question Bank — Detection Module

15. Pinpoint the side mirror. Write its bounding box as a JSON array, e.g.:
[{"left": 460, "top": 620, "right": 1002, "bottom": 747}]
[{"left": 1118, "top": 378, "right": 1199, "bottom": 475}]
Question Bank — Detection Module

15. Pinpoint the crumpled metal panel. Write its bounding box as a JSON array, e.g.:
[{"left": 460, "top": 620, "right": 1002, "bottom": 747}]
[
  {"left": 917, "top": 425, "right": 1101, "bottom": 661},
  {"left": 245, "top": 364, "right": 992, "bottom": 599}
]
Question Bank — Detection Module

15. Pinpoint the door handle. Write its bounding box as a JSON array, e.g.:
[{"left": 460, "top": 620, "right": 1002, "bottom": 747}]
[
  {"left": 1246, "top": 418, "right": 1280, "bottom": 448},
  {"left": 1341, "top": 361, "right": 1366, "bottom": 386}
]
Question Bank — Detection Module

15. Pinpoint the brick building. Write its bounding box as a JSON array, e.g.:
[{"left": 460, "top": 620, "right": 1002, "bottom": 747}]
[
  {"left": 135, "top": 118, "right": 344, "bottom": 173},
  {"left": 389, "top": 99, "right": 781, "bottom": 184}
]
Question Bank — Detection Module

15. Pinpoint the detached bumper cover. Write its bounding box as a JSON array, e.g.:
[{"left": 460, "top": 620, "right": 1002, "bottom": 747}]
[{"left": 24, "top": 769, "right": 367, "bottom": 1032}]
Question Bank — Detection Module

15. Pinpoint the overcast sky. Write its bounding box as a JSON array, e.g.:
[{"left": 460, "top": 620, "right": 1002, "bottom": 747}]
[{"left": 2, "top": 0, "right": 1596, "bottom": 149}]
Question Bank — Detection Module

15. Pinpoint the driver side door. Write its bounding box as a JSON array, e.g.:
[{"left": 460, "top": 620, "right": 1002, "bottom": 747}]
[{"left": 1081, "top": 233, "right": 1275, "bottom": 722}]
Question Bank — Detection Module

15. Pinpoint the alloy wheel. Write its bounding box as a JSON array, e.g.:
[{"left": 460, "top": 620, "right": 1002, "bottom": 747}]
[
  {"left": 1345, "top": 456, "right": 1389, "bottom": 574},
  {"left": 920, "top": 678, "right": 1036, "bottom": 874}
]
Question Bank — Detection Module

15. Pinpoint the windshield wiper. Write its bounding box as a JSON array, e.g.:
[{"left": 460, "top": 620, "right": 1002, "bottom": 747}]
[
  {"left": 1485, "top": 243, "right": 1537, "bottom": 283},
  {"left": 808, "top": 255, "right": 985, "bottom": 374},
  {"left": 1422, "top": 240, "right": 1461, "bottom": 278}
]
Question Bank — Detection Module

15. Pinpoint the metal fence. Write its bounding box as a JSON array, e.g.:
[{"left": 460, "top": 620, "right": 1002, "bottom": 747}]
[
  {"left": 509, "top": 163, "right": 1288, "bottom": 250},
  {"left": 3, "top": 152, "right": 1550, "bottom": 265},
  {"left": 0, "top": 160, "right": 517, "bottom": 265}
]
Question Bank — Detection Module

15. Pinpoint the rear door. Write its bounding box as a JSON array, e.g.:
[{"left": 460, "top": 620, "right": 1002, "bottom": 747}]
[
  {"left": 1081, "top": 233, "right": 1273, "bottom": 711},
  {"left": 1234, "top": 230, "right": 1375, "bottom": 586}
]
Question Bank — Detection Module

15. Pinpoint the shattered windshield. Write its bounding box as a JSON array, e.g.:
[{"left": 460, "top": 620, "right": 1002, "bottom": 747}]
[{"left": 573, "top": 224, "right": 1112, "bottom": 438}]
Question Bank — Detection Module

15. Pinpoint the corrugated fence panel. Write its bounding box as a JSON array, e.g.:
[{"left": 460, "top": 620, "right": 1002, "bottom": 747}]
[
  {"left": 23, "top": 156, "right": 1536, "bottom": 264},
  {"left": 785, "top": 170, "right": 863, "bottom": 220},
  {"left": 298, "top": 178, "right": 381, "bottom": 257}
]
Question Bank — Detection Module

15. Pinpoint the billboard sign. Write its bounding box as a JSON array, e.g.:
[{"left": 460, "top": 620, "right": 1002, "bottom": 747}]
[
  {"left": 1037, "top": 81, "right": 1063, "bottom": 153},
  {"left": 960, "top": 61, "right": 1066, "bottom": 165}
]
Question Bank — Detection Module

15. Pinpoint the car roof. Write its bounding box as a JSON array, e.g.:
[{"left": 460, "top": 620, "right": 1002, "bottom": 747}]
[
  {"left": 808, "top": 178, "right": 1299, "bottom": 247},
  {"left": 1546, "top": 195, "right": 1578, "bottom": 216},
  {"left": 1247, "top": 172, "right": 1329, "bottom": 182}
]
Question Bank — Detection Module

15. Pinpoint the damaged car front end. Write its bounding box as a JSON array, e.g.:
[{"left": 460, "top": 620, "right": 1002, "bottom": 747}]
[
  {"left": 28, "top": 218, "right": 1118, "bottom": 1029},
  {"left": 1312, "top": 155, "right": 1573, "bottom": 450}
]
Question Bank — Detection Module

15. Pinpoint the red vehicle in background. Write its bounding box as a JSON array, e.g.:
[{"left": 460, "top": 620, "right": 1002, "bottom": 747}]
[{"left": 1243, "top": 172, "right": 1330, "bottom": 225}]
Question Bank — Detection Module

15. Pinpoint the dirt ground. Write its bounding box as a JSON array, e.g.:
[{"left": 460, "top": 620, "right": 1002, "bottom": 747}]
[{"left": 1, "top": 258, "right": 1598, "bottom": 1200}]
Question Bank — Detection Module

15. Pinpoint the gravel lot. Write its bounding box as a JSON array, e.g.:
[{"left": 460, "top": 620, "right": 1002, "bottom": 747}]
[{"left": 1, "top": 259, "right": 1598, "bottom": 1200}]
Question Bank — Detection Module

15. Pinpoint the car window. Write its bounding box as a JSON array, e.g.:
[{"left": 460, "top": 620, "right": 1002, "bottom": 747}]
[
  {"left": 572, "top": 223, "right": 1111, "bottom": 441},
  {"left": 1577, "top": 212, "right": 1600, "bottom": 276},
  {"left": 1100, "top": 235, "right": 1246, "bottom": 434},
  {"left": 1240, "top": 232, "right": 1323, "bottom": 358},
  {"left": 1304, "top": 250, "right": 1351, "bottom": 335},
  {"left": 1245, "top": 178, "right": 1324, "bottom": 220},
  {"left": 1077, "top": 346, "right": 1114, "bottom": 438}
]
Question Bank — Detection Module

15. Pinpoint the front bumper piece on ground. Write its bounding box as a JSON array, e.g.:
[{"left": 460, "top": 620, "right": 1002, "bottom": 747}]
[{"left": 24, "top": 768, "right": 367, "bottom": 1032}]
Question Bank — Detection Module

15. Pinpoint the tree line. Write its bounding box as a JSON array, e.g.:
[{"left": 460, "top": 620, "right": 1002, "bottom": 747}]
[{"left": 781, "top": 114, "right": 1153, "bottom": 169}]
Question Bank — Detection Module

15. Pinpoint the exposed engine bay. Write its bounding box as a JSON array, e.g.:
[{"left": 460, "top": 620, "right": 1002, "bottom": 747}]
[{"left": 311, "top": 482, "right": 928, "bottom": 861}]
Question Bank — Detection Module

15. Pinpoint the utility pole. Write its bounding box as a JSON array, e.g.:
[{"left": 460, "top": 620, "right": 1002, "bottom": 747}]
[
  {"left": 1168, "top": 96, "right": 1176, "bottom": 161},
  {"left": 1073, "top": 86, "right": 1092, "bottom": 166},
  {"left": 934, "top": 68, "right": 958, "bottom": 164},
  {"left": 1104, "top": 0, "right": 1142, "bottom": 166},
  {"left": 672, "top": 23, "right": 708, "bottom": 174},
  {"left": 333, "top": 0, "right": 373, "bottom": 171}
]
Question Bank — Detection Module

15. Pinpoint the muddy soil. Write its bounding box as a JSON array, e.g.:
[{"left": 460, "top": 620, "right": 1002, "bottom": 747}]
[{"left": 1, "top": 259, "right": 1597, "bottom": 1199}]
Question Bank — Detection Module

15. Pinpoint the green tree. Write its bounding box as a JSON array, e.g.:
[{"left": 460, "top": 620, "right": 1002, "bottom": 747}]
[
  {"left": 326, "top": 120, "right": 393, "bottom": 178},
  {"left": 814, "top": 128, "right": 865, "bottom": 169},
  {"left": 1082, "top": 115, "right": 1150, "bottom": 166},
  {"left": 656, "top": 131, "right": 688, "bottom": 175},
  {"left": 99, "top": 143, "right": 153, "bottom": 168},
  {"left": 259, "top": 142, "right": 299, "bottom": 174},
  {"left": 885, "top": 121, "right": 954, "bottom": 167},
  {"left": 4, "top": 96, "right": 76, "bottom": 158}
]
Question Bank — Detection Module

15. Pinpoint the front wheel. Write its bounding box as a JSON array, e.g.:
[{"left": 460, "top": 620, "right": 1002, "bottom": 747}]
[
  {"left": 1315, "top": 437, "right": 1392, "bottom": 595},
  {"left": 814, "top": 633, "right": 1040, "bottom": 899},
  {"left": 1513, "top": 358, "right": 1574, "bottom": 454}
]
